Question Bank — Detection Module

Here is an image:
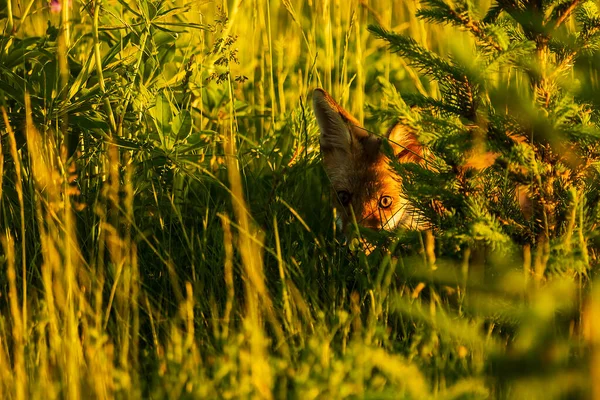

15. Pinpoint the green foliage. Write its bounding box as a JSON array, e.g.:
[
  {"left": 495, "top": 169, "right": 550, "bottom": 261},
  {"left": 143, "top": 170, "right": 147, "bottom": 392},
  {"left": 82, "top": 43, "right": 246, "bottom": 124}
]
[
  {"left": 366, "top": 0, "right": 600, "bottom": 396},
  {"left": 0, "top": 0, "right": 599, "bottom": 399},
  {"left": 369, "top": 0, "right": 600, "bottom": 262}
]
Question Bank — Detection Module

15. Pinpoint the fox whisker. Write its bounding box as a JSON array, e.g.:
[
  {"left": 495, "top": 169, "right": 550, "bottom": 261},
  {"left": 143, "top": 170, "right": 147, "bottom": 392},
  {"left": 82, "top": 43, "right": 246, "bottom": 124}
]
[{"left": 349, "top": 123, "right": 428, "bottom": 163}]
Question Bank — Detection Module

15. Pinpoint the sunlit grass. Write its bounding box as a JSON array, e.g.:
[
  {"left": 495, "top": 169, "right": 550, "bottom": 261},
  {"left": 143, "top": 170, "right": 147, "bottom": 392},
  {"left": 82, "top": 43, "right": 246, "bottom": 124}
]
[{"left": 0, "top": 0, "right": 598, "bottom": 398}]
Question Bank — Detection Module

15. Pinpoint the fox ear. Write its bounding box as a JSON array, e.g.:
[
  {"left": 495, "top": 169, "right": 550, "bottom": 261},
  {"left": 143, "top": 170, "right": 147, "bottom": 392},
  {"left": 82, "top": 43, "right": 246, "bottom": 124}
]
[
  {"left": 387, "top": 123, "right": 423, "bottom": 162},
  {"left": 313, "top": 88, "right": 364, "bottom": 152}
]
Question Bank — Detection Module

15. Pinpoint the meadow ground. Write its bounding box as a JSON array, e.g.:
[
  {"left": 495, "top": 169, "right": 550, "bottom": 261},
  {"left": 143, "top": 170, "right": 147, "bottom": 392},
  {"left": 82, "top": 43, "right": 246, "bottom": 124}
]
[{"left": 1, "top": 0, "right": 599, "bottom": 398}]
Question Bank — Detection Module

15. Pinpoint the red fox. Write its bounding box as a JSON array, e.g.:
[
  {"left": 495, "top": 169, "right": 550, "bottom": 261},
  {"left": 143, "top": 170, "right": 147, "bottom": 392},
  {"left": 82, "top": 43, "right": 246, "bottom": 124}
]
[{"left": 313, "top": 88, "right": 426, "bottom": 232}]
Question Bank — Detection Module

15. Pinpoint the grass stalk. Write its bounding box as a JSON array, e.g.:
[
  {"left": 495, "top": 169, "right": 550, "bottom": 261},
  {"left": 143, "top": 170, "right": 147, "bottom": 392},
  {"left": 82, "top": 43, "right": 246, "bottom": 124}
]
[
  {"left": 2, "top": 108, "right": 27, "bottom": 342},
  {"left": 93, "top": 0, "right": 117, "bottom": 133}
]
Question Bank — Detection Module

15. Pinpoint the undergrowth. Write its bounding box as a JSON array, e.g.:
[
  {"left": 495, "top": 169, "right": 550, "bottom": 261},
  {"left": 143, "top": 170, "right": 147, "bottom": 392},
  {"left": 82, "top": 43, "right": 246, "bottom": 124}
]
[{"left": 0, "top": 0, "right": 599, "bottom": 399}]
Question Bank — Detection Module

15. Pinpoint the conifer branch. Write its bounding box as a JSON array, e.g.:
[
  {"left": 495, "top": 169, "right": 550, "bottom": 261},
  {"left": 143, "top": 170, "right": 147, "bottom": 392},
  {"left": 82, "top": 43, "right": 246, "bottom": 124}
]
[
  {"left": 417, "top": 0, "right": 504, "bottom": 51},
  {"left": 369, "top": 24, "right": 480, "bottom": 121},
  {"left": 551, "top": 0, "right": 582, "bottom": 27},
  {"left": 370, "top": 0, "right": 600, "bottom": 260},
  {"left": 368, "top": 24, "right": 459, "bottom": 82}
]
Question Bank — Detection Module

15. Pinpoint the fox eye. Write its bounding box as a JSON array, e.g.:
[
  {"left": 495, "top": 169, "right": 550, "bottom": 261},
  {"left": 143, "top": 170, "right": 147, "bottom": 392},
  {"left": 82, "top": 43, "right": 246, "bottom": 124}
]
[
  {"left": 379, "top": 195, "right": 393, "bottom": 209},
  {"left": 337, "top": 190, "right": 352, "bottom": 206}
]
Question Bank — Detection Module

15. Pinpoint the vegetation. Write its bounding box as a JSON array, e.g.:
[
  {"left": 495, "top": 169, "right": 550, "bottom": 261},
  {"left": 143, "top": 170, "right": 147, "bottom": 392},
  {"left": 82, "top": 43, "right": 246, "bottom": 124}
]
[{"left": 0, "top": 0, "right": 599, "bottom": 398}]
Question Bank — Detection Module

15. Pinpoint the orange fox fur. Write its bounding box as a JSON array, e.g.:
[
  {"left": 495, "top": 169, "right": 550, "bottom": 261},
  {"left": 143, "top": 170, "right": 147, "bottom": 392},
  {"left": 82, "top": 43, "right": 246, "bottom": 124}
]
[{"left": 313, "top": 88, "right": 425, "bottom": 232}]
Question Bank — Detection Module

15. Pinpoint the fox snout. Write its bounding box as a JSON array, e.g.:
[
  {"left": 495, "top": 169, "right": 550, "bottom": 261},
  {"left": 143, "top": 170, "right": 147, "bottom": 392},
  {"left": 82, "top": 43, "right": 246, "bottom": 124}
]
[{"left": 312, "top": 88, "right": 425, "bottom": 233}]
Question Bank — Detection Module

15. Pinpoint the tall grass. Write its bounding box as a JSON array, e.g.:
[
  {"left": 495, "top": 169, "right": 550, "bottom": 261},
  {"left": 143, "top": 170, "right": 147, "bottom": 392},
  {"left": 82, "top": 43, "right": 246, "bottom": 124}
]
[{"left": 0, "top": 0, "right": 598, "bottom": 398}]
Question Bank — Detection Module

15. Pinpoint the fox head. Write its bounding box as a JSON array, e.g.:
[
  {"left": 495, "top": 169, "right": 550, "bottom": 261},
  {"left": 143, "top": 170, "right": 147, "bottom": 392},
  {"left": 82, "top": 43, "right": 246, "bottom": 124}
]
[{"left": 313, "top": 88, "right": 424, "bottom": 232}]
